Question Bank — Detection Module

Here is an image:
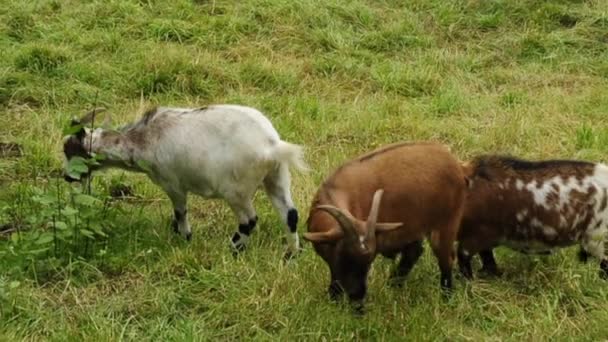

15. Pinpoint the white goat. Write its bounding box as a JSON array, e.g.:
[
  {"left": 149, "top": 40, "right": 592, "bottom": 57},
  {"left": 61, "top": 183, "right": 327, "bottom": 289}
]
[{"left": 63, "top": 104, "right": 308, "bottom": 257}]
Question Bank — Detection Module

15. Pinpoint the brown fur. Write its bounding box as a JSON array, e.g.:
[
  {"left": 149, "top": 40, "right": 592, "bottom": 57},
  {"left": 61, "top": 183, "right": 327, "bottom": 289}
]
[
  {"left": 305, "top": 142, "right": 467, "bottom": 304},
  {"left": 458, "top": 155, "right": 607, "bottom": 279}
]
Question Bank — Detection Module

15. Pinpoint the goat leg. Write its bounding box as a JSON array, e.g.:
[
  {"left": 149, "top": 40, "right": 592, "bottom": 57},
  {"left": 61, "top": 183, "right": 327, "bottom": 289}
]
[
  {"left": 389, "top": 240, "right": 424, "bottom": 287},
  {"left": 457, "top": 246, "right": 474, "bottom": 279},
  {"left": 600, "top": 260, "right": 608, "bottom": 280},
  {"left": 478, "top": 249, "right": 501, "bottom": 276}
]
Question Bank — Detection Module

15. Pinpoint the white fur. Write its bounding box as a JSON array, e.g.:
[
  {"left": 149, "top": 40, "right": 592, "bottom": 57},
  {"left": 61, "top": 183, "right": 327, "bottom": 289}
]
[{"left": 75, "top": 105, "right": 307, "bottom": 254}]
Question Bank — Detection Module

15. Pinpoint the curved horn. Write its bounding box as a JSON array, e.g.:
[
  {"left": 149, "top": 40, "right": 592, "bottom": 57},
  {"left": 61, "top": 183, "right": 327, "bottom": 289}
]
[
  {"left": 366, "top": 189, "right": 384, "bottom": 239},
  {"left": 79, "top": 107, "right": 107, "bottom": 125},
  {"left": 316, "top": 205, "right": 357, "bottom": 237},
  {"left": 302, "top": 229, "right": 344, "bottom": 243}
]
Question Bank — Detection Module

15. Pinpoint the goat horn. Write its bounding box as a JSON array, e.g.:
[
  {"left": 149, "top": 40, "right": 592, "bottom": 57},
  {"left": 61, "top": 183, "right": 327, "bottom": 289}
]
[
  {"left": 302, "top": 229, "right": 344, "bottom": 243},
  {"left": 79, "top": 107, "right": 107, "bottom": 125},
  {"left": 315, "top": 205, "right": 357, "bottom": 237},
  {"left": 366, "top": 189, "right": 384, "bottom": 239},
  {"left": 375, "top": 222, "right": 403, "bottom": 232}
]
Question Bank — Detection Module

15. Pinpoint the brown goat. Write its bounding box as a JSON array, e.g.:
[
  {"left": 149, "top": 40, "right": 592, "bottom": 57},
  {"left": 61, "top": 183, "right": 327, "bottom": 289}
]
[
  {"left": 458, "top": 155, "right": 608, "bottom": 279},
  {"left": 304, "top": 142, "right": 467, "bottom": 307}
]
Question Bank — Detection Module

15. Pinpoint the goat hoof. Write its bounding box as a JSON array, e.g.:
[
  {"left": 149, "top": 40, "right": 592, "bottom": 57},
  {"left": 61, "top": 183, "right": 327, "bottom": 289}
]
[
  {"left": 459, "top": 268, "right": 473, "bottom": 280},
  {"left": 171, "top": 220, "right": 179, "bottom": 234},
  {"left": 352, "top": 304, "right": 365, "bottom": 316},
  {"left": 231, "top": 244, "right": 246, "bottom": 258},
  {"left": 185, "top": 232, "right": 192, "bottom": 241},
  {"left": 599, "top": 261, "right": 608, "bottom": 280}
]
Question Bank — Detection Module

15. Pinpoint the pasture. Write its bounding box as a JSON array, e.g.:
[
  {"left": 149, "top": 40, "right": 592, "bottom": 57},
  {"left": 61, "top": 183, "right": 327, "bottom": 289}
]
[{"left": 1, "top": 0, "right": 608, "bottom": 340}]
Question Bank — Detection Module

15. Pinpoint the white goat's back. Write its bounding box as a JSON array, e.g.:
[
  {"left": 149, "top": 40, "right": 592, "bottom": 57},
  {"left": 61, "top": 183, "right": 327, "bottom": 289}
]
[{"left": 139, "top": 105, "right": 305, "bottom": 198}]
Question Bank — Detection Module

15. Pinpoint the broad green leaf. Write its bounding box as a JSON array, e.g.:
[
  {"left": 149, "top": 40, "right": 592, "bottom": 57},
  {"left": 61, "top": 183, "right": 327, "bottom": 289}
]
[
  {"left": 93, "top": 153, "right": 106, "bottom": 161},
  {"left": 67, "top": 157, "right": 89, "bottom": 179},
  {"left": 80, "top": 228, "right": 94, "bottom": 238},
  {"left": 52, "top": 221, "right": 68, "bottom": 230},
  {"left": 63, "top": 122, "right": 84, "bottom": 136},
  {"left": 33, "top": 194, "right": 55, "bottom": 205},
  {"left": 90, "top": 223, "right": 107, "bottom": 237},
  {"left": 74, "top": 194, "right": 101, "bottom": 206},
  {"left": 27, "top": 247, "right": 50, "bottom": 255},
  {"left": 61, "top": 207, "right": 78, "bottom": 216},
  {"left": 36, "top": 233, "right": 54, "bottom": 245},
  {"left": 9, "top": 281, "right": 20, "bottom": 289},
  {"left": 135, "top": 159, "right": 153, "bottom": 172}
]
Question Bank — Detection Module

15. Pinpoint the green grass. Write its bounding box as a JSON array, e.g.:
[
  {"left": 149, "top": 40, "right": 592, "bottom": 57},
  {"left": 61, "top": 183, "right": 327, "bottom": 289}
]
[{"left": 1, "top": 0, "right": 608, "bottom": 339}]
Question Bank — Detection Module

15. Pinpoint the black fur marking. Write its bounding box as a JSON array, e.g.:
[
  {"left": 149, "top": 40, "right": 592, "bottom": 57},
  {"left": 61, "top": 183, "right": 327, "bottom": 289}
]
[
  {"left": 600, "top": 260, "right": 608, "bottom": 280},
  {"left": 249, "top": 216, "right": 258, "bottom": 230},
  {"left": 578, "top": 248, "right": 589, "bottom": 263},
  {"left": 238, "top": 216, "right": 257, "bottom": 236},
  {"left": 141, "top": 107, "right": 159, "bottom": 125},
  {"left": 480, "top": 156, "right": 593, "bottom": 171},
  {"left": 171, "top": 219, "right": 178, "bottom": 234},
  {"left": 174, "top": 209, "right": 185, "bottom": 222},
  {"left": 287, "top": 208, "right": 298, "bottom": 233},
  {"left": 231, "top": 232, "right": 241, "bottom": 244},
  {"left": 238, "top": 223, "right": 252, "bottom": 235},
  {"left": 63, "top": 135, "right": 89, "bottom": 160},
  {"left": 472, "top": 155, "right": 594, "bottom": 181}
]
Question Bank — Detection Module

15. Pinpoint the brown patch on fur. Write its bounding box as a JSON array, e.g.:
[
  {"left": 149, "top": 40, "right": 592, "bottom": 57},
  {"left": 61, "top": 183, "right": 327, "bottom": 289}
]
[
  {"left": 122, "top": 108, "right": 177, "bottom": 148},
  {"left": 546, "top": 190, "right": 560, "bottom": 208}
]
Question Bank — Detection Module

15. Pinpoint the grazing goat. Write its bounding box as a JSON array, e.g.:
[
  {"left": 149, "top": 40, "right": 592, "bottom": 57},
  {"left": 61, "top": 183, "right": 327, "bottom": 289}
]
[
  {"left": 63, "top": 105, "right": 308, "bottom": 257},
  {"left": 458, "top": 155, "right": 608, "bottom": 279},
  {"left": 303, "top": 142, "right": 467, "bottom": 308}
]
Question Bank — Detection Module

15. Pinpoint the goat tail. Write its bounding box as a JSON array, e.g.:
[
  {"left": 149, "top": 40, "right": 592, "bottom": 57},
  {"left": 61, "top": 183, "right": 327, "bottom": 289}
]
[{"left": 274, "top": 140, "right": 310, "bottom": 173}]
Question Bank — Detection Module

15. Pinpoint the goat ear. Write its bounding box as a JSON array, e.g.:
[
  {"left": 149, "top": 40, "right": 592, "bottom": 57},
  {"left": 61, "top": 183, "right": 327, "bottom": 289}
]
[
  {"left": 303, "top": 229, "right": 344, "bottom": 243},
  {"left": 79, "top": 107, "right": 107, "bottom": 126},
  {"left": 374, "top": 222, "right": 403, "bottom": 232}
]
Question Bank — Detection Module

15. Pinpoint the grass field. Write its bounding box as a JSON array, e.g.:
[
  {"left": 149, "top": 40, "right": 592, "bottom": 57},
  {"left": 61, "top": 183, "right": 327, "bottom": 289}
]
[{"left": 1, "top": 0, "right": 608, "bottom": 340}]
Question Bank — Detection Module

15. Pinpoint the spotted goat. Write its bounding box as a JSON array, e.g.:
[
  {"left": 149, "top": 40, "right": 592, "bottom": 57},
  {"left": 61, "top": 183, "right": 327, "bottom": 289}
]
[
  {"left": 458, "top": 156, "right": 608, "bottom": 279},
  {"left": 63, "top": 105, "right": 308, "bottom": 258},
  {"left": 304, "top": 142, "right": 467, "bottom": 310}
]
